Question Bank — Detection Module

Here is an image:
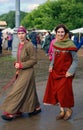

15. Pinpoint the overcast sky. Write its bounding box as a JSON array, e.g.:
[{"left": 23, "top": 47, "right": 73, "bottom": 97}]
[{"left": 0, "top": 0, "right": 47, "bottom": 15}]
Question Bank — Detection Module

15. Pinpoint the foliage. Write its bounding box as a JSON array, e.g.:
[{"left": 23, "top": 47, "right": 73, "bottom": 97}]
[
  {"left": 0, "top": 0, "right": 83, "bottom": 30},
  {"left": 0, "top": 11, "right": 27, "bottom": 28},
  {"left": 21, "top": 0, "right": 83, "bottom": 30}
]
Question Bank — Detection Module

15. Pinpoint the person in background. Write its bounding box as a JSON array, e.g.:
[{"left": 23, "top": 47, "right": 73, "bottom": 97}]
[
  {"left": 2, "top": 32, "right": 8, "bottom": 50},
  {"left": 48, "top": 34, "right": 56, "bottom": 61},
  {"left": 43, "top": 24, "right": 78, "bottom": 120},
  {"left": 71, "top": 34, "right": 83, "bottom": 50},
  {"left": 43, "top": 31, "right": 53, "bottom": 56},
  {"left": 0, "top": 26, "right": 41, "bottom": 121},
  {"left": 7, "top": 32, "right": 13, "bottom": 50},
  {"left": 41, "top": 32, "right": 47, "bottom": 49},
  {"left": 77, "top": 34, "right": 83, "bottom": 49},
  {"left": 75, "top": 34, "right": 83, "bottom": 50},
  {"left": 29, "top": 29, "right": 38, "bottom": 49},
  {"left": 72, "top": 34, "right": 79, "bottom": 48},
  {"left": 0, "top": 29, "right": 2, "bottom": 55}
]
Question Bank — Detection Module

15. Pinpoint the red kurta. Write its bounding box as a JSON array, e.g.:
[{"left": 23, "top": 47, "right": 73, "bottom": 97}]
[{"left": 43, "top": 50, "right": 74, "bottom": 107}]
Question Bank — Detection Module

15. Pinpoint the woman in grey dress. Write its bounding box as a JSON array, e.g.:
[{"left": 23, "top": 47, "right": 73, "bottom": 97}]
[{"left": 0, "top": 26, "right": 41, "bottom": 121}]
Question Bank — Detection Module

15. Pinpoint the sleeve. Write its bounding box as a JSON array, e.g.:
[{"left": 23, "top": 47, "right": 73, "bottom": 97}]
[
  {"left": 49, "top": 50, "right": 55, "bottom": 67},
  {"left": 21, "top": 44, "right": 37, "bottom": 69},
  {"left": 67, "top": 51, "right": 78, "bottom": 75}
]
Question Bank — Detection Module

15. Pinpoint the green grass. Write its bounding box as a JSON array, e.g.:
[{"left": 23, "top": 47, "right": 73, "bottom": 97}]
[{"left": 0, "top": 56, "right": 15, "bottom": 62}]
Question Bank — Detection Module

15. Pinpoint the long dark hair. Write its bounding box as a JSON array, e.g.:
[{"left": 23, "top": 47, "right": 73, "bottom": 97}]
[{"left": 55, "top": 24, "right": 69, "bottom": 34}]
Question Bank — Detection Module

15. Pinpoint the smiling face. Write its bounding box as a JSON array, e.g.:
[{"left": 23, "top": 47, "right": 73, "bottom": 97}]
[{"left": 56, "top": 27, "right": 66, "bottom": 40}]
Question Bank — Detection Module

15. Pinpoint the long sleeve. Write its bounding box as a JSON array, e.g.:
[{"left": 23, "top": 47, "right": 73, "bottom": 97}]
[
  {"left": 67, "top": 51, "right": 78, "bottom": 75},
  {"left": 21, "top": 43, "right": 37, "bottom": 69},
  {"left": 49, "top": 51, "right": 55, "bottom": 67}
]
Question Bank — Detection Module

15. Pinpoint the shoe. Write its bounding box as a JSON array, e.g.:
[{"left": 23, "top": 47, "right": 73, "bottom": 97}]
[
  {"left": 56, "top": 111, "right": 65, "bottom": 120},
  {"left": 1, "top": 112, "right": 22, "bottom": 121},
  {"left": 28, "top": 109, "right": 41, "bottom": 116},
  {"left": 63, "top": 108, "right": 73, "bottom": 120},
  {"left": 1, "top": 114, "right": 16, "bottom": 121}
]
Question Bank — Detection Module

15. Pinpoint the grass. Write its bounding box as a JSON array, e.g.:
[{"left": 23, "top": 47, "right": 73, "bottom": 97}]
[{"left": 0, "top": 56, "right": 15, "bottom": 62}]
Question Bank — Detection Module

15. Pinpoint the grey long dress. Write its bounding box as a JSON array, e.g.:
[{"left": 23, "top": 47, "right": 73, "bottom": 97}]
[{"left": 0, "top": 41, "right": 40, "bottom": 114}]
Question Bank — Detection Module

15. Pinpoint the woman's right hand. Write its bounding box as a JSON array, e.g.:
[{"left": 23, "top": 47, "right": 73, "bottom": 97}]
[
  {"left": 15, "top": 63, "right": 20, "bottom": 69},
  {"left": 49, "top": 66, "right": 53, "bottom": 72},
  {"left": 65, "top": 72, "right": 73, "bottom": 77}
]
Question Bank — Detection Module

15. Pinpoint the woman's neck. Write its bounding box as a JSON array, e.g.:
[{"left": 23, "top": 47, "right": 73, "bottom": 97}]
[
  {"left": 20, "top": 42, "right": 24, "bottom": 44},
  {"left": 20, "top": 39, "right": 26, "bottom": 44}
]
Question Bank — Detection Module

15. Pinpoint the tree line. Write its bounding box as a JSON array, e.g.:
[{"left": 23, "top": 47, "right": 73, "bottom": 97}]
[
  {"left": 0, "top": 0, "right": 83, "bottom": 31},
  {"left": 0, "top": 11, "right": 27, "bottom": 29}
]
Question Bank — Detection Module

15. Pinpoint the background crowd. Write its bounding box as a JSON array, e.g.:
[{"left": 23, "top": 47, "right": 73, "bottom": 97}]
[{"left": 0, "top": 27, "right": 83, "bottom": 58}]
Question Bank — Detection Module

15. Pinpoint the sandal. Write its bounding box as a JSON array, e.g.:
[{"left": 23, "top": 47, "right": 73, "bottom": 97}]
[
  {"left": 63, "top": 108, "right": 73, "bottom": 120},
  {"left": 56, "top": 111, "right": 65, "bottom": 120}
]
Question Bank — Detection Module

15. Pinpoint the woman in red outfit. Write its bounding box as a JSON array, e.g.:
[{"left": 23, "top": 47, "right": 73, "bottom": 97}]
[{"left": 43, "top": 24, "right": 78, "bottom": 120}]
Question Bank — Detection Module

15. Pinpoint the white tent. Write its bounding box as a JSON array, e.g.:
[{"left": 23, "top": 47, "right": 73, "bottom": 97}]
[
  {"left": 70, "top": 27, "right": 83, "bottom": 34},
  {"left": 35, "top": 29, "right": 48, "bottom": 33},
  {"left": 2, "top": 28, "right": 14, "bottom": 34},
  {"left": 70, "top": 27, "right": 83, "bottom": 42}
]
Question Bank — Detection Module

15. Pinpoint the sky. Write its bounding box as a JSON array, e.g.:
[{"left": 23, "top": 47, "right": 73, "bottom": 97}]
[{"left": 0, "top": 0, "right": 47, "bottom": 15}]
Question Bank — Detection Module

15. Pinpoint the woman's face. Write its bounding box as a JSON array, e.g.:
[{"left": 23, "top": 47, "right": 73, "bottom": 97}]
[
  {"left": 56, "top": 27, "right": 66, "bottom": 40},
  {"left": 17, "top": 32, "right": 26, "bottom": 42}
]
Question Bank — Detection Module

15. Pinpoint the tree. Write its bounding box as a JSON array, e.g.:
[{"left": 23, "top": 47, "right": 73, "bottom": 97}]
[
  {"left": 22, "top": 0, "right": 83, "bottom": 30},
  {"left": 0, "top": 11, "right": 27, "bottom": 28},
  {"left": 0, "top": 0, "right": 83, "bottom": 30}
]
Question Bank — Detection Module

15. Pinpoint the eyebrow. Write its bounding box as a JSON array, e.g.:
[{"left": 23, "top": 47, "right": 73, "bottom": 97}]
[
  {"left": 18, "top": 32, "right": 25, "bottom": 34},
  {"left": 57, "top": 31, "right": 65, "bottom": 33}
]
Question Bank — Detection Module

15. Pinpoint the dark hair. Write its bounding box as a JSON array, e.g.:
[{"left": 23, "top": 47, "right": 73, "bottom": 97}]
[{"left": 55, "top": 24, "right": 69, "bottom": 34}]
